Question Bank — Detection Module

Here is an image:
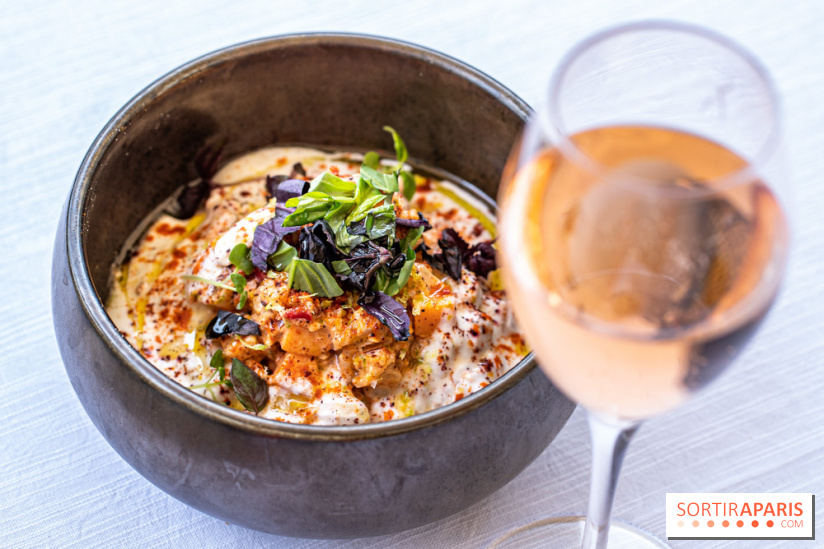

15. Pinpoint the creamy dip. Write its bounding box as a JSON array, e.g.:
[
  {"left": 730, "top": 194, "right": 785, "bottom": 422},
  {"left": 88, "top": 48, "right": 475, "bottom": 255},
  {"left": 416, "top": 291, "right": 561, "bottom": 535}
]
[{"left": 106, "top": 146, "right": 527, "bottom": 425}]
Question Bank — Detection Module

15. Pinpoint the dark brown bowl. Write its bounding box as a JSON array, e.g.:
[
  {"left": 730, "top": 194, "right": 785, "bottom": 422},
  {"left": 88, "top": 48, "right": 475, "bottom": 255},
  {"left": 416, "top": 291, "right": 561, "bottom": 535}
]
[{"left": 51, "top": 33, "right": 575, "bottom": 539}]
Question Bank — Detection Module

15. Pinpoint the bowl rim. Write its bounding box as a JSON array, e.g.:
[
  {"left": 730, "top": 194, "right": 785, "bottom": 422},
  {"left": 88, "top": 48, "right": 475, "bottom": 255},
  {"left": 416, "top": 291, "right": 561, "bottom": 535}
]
[{"left": 64, "top": 32, "right": 537, "bottom": 442}]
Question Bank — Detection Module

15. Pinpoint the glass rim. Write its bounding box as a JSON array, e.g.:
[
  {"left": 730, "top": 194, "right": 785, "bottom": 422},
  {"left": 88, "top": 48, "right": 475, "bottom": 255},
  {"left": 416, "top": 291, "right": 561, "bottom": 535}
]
[{"left": 542, "top": 19, "right": 783, "bottom": 196}]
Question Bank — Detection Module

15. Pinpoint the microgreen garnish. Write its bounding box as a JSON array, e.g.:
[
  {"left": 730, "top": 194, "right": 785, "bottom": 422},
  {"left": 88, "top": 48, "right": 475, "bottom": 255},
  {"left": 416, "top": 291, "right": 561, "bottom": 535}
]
[
  {"left": 181, "top": 274, "right": 236, "bottom": 292},
  {"left": 382, "top": 126, "right": 416, "bottom": 201},
  {"left": 230, "top": 358, "right": 269, "bottom": 415},
  {"left": 234, "top": 335, "right": 269, "bottom": 351},
  {"left": 383, "top": 126, "right": 408, "bottom": 167},
  {"left": 229, "top": 243, "right": 255, "bottom": 275},
  {"left": 210, "top": 349, "right": 226, "bottom": 379},
  {"left": 229, "top": 272, "right": 248, "bottom": 309}
]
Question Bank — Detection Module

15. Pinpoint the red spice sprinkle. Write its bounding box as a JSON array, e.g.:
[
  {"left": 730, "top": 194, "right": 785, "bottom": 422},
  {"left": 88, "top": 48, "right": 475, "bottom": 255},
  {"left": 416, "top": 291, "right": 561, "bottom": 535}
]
[
  {"left": 329, "top": 165, "right": 340, "bottom": 176},
  {"left": 155, "top": 223, "right": 186, "bottom": 236}
]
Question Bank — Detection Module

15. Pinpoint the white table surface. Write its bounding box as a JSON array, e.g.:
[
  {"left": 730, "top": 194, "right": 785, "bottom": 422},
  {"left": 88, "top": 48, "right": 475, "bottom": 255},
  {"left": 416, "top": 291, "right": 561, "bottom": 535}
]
[{"left": 2, "top": 1, "right": 822, "bottom": 547}]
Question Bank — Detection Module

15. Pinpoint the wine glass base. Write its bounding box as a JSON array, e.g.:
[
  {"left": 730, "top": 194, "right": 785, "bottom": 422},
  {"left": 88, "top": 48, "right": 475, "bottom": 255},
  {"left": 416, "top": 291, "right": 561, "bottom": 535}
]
[{"left": 488, "top": 515, "right": 669, "bottom": 548}]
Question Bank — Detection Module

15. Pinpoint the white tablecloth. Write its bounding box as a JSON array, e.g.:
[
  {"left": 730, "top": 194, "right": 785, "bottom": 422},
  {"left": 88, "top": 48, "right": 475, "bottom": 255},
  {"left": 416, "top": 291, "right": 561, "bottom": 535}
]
[{"left": 2, "top": 1, "right": 822, "bottom": 547}]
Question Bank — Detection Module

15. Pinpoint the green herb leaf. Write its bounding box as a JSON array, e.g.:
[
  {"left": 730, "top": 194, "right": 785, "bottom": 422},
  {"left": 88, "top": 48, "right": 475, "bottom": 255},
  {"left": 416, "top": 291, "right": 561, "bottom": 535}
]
[
  {"left": 365, "top": 206, "right": 396, "bottom": 244},
  {"left": 363, "top": 151, "right": 380, "bottom": 169},
  {"left": 346, "top": 193, "right": 385, "bottom": 224},
  {"left": 400, "top": 226, "right": 424, "bottom": 251},
  {"left": 234, "top": 335, "right": 270, "bottom": 351},
  {"left": 228, "top": 243, "right": 255, "bottom": 275},
  {"left": 287, "top": 259, "right": 344, "bottom": 297},
  {"left": 230, "top": 272, "right": 248, "bottom": 310},
  {"left": 325, "top": 202, "right": 363, "bottom": 253},
  {"left": 332, "top": 259, "right": 353, "bottom": 275},
  {"left": 383, "top": 125, "right": 408, "bottom": 165},
  {"left": 360, "top": 165, "right": 399, "bottom": 194},
  {"left": 384, "top": 247, "right": 416, "bottom": 296},
  {"left": 307, "top": 171, "right": 357, "bottom": 198},
  {"left": 230, "top": 272, "right": 246, "bottom": 292},
  {"left": 372, "top": 268, "right": 390, "bottom": 294},
  {"left": 268, "top": 240, "right": 298, "bottom": 271},
  {"left": 400, "top": 170, "right": 416, "bottom": 201},
  {"left": 281, "top": 200, "right": 332, "bottom": 227},
  {"left": 210, "top": 349, "right": 225, "bottom": 380},
  {"left": 230, "top": 358, "right": 269, "bottom": 415},
  {"left": 181, "top": 274, "right": 236, "bottom": 292}
]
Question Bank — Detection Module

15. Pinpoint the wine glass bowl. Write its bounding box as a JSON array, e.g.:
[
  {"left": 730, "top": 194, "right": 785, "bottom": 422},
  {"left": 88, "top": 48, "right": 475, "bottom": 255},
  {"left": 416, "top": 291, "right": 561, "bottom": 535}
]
[{"left": 496, "top": 20, "right": 788, "bottom": 548}]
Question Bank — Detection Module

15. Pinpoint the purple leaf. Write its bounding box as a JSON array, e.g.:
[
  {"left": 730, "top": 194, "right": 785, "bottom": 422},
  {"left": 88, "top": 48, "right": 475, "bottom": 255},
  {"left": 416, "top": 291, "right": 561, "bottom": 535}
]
[
  {"left": 250, "top": 209, "right": 300, "bottom": 271},
  {"left": 194, "top": 143, "right": 224, "bottom": 182},
  {"left": 267, "top": 176, "right": 309, "bottom": 203},
  {"left": 230, "top": 358, "right": 269, "bottom": 415},
  {"left": 465, "top": 241, "right": 497, "bottom": 278},
  {"left": 420, "top": 228, "right": 496, "bottom": 280},
  {"left": 436, "top": 228, "right": 467, "bottom": 280},
  {"left": 291, "top": 162, "right": 307, "bottom": 178},
  {"left": 205, "top": 311, "right": 261, "bottom": 338},
  {"left": 171, "top": 143, "right": 224, "bottom": 219},
  {"left": 172, "top": 180, "right": 210, "bottom": 219},
  {"left": 358, "top": 291, "right": 411, "bottom": 341},
  {"left": 338, "top": 241, "right": 391, "bottom": 292},
  {"left": 395, "top": 212, "right": 432, "bottom": 230}
]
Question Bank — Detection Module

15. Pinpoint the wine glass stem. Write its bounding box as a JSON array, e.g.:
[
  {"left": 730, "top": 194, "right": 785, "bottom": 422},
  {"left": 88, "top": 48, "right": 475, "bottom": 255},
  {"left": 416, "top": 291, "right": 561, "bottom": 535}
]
[{"left": 581, "top": 413, "right": 641, "bottom": 549}]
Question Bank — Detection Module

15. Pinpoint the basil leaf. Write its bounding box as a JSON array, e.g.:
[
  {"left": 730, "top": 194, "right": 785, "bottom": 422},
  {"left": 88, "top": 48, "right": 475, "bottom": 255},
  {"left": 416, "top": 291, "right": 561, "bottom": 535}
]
[
  {"left": 287, "top": 259, "right": 344, "bottom": 297},
  {"left": 325, "top": 202, "right": 363, "bottom": 253},
  {"left": 229, "top": 244, "right": 255, "bottom": 275},
  {"left": 281, "top": 200, "right": 332, "bottom": 227},
  {"left": 268, "top": 177, "right": 309, "bottom": 203},
  {"left": 346, "top": 193, "right": 385, "bottom": 224},
  {"left": 250, "top": 210, "right": 300, "bottom": 271},
  {"left": 307, "top": 171, "right": 357, "bottom": 198},
  {"left": 206, "top": 311, "right": 261, "bottom": 338},
  {"left": 363, "top": 151, "right": 380, "bottom": 169},
  {"left": 396, "top": 212, "right": 432, "bottom": 230},
  {"left": 400, "top": 170, "right": 416, "bottom": 201},
  {"left": 384, "top": 248, "right": 416, "bottom": 296},
  {"left": 360, "top": 165, "right": 399, "bottom": 193},
  {"left": 383, "top": 125, "right": 408, "bottom": 165},
  {"left": 400, "top": 226, "right": 424, "bottom": 251},
  {"left": 332, "top": 260, "right": 352, "bottom": 275},
  {"left": 365, "top": 207, "right": 396, "bottom": 244},
  {"left": 358, "top": 291, "right": 411, "bottom": 341},
  {"left": 372, "top": 268, "right": 389, "bottom": 294},
  {"left": 268, "top": 241, "right": 298, "bottom": 271},
  {"left": 230, "top": 358, "right": 269, "bottom": 415}
]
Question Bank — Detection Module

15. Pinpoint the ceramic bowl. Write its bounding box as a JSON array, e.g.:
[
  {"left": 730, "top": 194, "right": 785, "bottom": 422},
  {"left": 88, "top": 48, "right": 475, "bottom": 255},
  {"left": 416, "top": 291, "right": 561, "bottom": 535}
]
[{"left": 51, "top": 33, "right": 575, "bottom": 539}]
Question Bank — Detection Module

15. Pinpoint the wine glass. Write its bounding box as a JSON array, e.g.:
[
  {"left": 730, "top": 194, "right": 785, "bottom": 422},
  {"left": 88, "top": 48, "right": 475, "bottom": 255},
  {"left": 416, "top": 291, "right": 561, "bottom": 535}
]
[{"left": 492, "top": 21, "right": 788, "bottom": 548}]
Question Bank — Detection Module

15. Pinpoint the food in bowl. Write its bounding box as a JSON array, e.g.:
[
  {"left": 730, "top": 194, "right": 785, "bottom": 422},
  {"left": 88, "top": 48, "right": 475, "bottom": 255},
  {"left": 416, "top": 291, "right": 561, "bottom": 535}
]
[{"left": 106, "top": 129, "right": 526, "bottom": 425}]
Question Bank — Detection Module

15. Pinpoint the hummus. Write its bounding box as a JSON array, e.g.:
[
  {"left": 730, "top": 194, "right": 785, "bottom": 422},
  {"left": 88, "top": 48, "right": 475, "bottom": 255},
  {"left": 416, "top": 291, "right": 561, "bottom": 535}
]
[{"left": 106, "top": 144, "right": 527, "bottom": 425}]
